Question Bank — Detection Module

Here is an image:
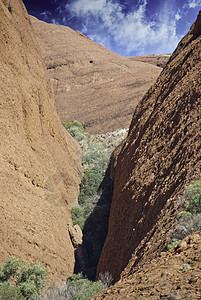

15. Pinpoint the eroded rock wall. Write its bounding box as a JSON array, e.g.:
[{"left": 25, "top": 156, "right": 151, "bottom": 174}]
[
  {"left": 0, "top": 0, "right": 82, "bottom": 281},
  {"left": 92, "top": 230, "right": 201, "bottom": 299},
  {"left": 97, "top": 11, "right": 201, "bottom": 283}
]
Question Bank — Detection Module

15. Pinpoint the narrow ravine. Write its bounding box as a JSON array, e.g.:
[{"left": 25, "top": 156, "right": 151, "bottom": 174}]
[{"left": 63, "top": 121, "right": 128, "bottom": 280}]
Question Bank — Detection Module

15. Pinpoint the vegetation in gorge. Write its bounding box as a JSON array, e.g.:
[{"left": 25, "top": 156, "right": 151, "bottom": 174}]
[
  {"left": 41, "top": 273, "right": 112, "bottom": 300},
  {"left": 167, "top": 180, "right": 201, "bottom": 250},
  {"left": 63, "top": 120, "right": 127, "bottom": 279},
  {"left": 0, "top": 257, "right": 47, "bottom": 299},
  {"left": 0, "top": 257, "right": 110, "bottom": 300},
  {"left": 65, "top": 273, "right": 105, "bottom": 300},
  {"left": 63, "top": 121, "right": 127, "bottom": 227}
]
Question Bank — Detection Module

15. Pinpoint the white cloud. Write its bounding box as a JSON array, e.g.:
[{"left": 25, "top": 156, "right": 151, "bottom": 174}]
[
  {"left": 65, "top": 0, "right": 182, "bottom": 55},
  {"left": 175, "top": 12, "right": 181, "bottom": 21},
  {"left": 51, "top": 18, "right": 59, "bottom": 24},
  {"left": 187, "top": 0, "right": 201, "bottom": 8},
  {"left": 40, "top": 11, "right": 51, "bottom": 20}
]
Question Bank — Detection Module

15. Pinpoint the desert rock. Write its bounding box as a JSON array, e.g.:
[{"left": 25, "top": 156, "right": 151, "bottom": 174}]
[
  {"left": 92, "top": 229, "right": 201, "bottom": 299},
  {"left": 97, "top": 10, "right": 201, "bottom": 284},
  {"left": 0, "top": 0, "right": 82, "bottom": 281},
  {"left": 31, "top": 16, "right": 161, "bottom": 134}
]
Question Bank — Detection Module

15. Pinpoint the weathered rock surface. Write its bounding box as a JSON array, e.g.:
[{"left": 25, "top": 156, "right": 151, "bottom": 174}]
[
  {"left": 97, "top": 10, "right": 201, "bottom": 285},
  {"left": 0, "top": 0, "right": 82, "bottom": 281},
  {"left": 129, "top": 54, "right": 171, "bottom": 68},
  {"left": 68, "top": 224, "right": 83, "bottom": 248},
  {"left": 92, "top": 230, "right": 201, "bottom": 299},
  {"left": 30, "top": 16, "right": 161, "bottom": 134}
]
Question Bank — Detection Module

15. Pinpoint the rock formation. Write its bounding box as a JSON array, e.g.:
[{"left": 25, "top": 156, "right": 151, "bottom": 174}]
[
  {"left": 0, "top": 0, "right": 82, "bottom": 281},
  {"left": 97, "top": 10, "right": 201, "bottom": 285},
  {"left": 92, "top": 230, "right": 201, "bottom": 299},
  {"left": 30, "top": 16, "right": 161, "bottom": 134}
]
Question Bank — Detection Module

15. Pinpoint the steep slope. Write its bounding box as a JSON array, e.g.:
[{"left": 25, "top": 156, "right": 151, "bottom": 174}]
[
  {"left": 0, "top": 0, "right": 82, "bottom": 281},
  {"left": 97, "top": 11, "right": 201, "bottom": 283},
  {"left": 30, "top": 16, "right": 161, "bottom": 134},
  {"left": 92, "top": 229, "right": 201, "bottom": 299}
]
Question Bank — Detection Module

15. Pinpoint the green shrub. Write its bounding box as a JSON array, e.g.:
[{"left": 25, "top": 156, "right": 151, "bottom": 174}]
[
  {"left": 79, "top": 169, "right": 103, "bottom": 205},
  {"left": 82, "top": 142, "right": 109, "bottom": 167},
  {"left": 63, "top": 121, "right": 85, "bottom": 141},
  {"left": 42, "top": 271, "right": 113, "bottom": 300},
  {"left": 184, "top": 180, "right": 201, "bottom": 214},
  {"left": 175, "top": 213, "right": 201, "bottom": 240},
  {"left": 0, "top": 284, "right": 25, "bottom": 300},
  {"left": 178, "top": 211, "right": 192, "bottom": 218},
  {"left": 0, "top": 257, "right": 22, "bottom": 283},
  {"left": 41, "top": 273, "right": 107, "bottom": 300},
  {"left": 167, "top": 238, "right": 181, "bottom": 250},
  {"left": 71, "top": 206, "right": 85, "bottom": 230},
  {"left": 67, "top": 273, "right": 105, "bottom": 300},
  {"left": 18, "top": 281, "right": 37, "bottom": 299},
  {"left": 179, "top": 263, "right": 191, "bottom": 271},
  {"left": 18, "top": 262, "right": 47, "bottom": 293},
  {"left": 0, "top": 257, "right": 47, "bottom": 299},
  {"left": 168, "top": 180, "right": 201, "bottom": 250},
  {"left": 67, "top": 273, "right": 83, "bottom": 282}
]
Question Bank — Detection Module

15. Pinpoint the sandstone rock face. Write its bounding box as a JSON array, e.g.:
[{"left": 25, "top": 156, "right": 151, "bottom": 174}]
[
  {"left": 92, "top": 229, "right": 201, "bottom": 299},
  {"left": 68, "top": 224, "right": 83, "bottom": 248},
  {"left": 97, "top": 11, "right": 201, "bottom": 283},
  {"left": 0, "top": 0, "right": 82, "bottom": 281},
  {"left": 30, "top": 16, "right": 161, "bottom": 134}
]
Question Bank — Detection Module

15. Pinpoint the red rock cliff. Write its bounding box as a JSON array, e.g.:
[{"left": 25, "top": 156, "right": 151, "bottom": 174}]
[
  {"left": 0, "top": 0, "right": 82, "bottom": 281},
  {"left": 97, "top": 11, "right": 201, "bottom": 282}
]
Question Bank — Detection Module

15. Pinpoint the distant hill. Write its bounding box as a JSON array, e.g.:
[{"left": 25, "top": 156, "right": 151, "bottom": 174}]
[
  {"left": 31, "top": 16, "right": 161, "bottom": 134},
  {"left": 129, "top": 54, "right": 171, "bottom": 68}
]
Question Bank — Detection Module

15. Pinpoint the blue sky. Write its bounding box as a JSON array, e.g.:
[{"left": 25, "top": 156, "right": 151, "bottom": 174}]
[{"left": 24, "top": 0, "right": 201, "bottom": 56}]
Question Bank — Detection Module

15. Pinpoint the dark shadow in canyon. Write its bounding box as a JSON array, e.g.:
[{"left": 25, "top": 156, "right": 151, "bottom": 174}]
[{"left": 74, "top": 162, "right": 113, "bottom": 280}]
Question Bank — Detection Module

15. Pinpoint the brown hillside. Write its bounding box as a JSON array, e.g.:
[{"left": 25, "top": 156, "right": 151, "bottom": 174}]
[
  {"left": 129, "top": 54, "right": 171, "bottom": 68},
  {"left": 0, "top": 0, "right": 82, "bottom": 281},
  {"left": 30, "top": 16, "right": 161, "bottom": 134},
  {"left": 97, "top": 10, "right": 201, "bottom": 286}
]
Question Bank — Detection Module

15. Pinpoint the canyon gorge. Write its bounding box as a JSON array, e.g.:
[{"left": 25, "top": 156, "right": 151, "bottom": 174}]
[{"left": 0, "top": 0, "right": 200, "bottom": 298}]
